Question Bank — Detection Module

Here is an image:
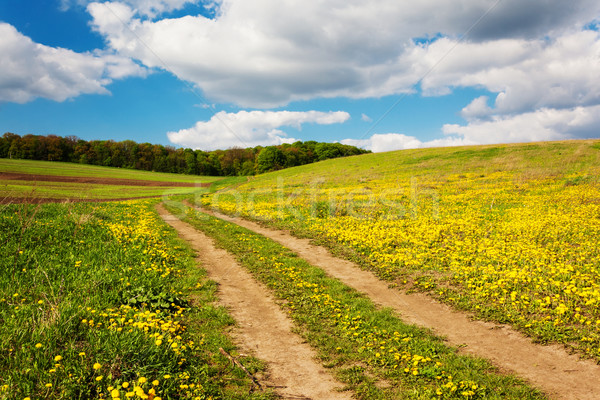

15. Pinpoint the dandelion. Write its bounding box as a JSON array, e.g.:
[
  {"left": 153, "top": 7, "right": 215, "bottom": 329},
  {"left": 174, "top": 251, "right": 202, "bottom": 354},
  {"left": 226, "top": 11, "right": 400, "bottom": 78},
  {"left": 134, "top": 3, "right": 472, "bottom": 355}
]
[
  {"left": 152, "top": 380, "right": 159, "bottom": 386},
  {"left": 45, "top": 383, "right": 52, "bottom": 388},
  {"left": 93, "top": 362, "right": 102, "bottom": 370},
  {"left": 96, "top": 376, "right": 104, "bottom": 381},
  {"left": 35, "top": 343, "right": 42, "bottom": 349},
  {"left": 54, "top": 355, "right": 62, "bottom": 362}
]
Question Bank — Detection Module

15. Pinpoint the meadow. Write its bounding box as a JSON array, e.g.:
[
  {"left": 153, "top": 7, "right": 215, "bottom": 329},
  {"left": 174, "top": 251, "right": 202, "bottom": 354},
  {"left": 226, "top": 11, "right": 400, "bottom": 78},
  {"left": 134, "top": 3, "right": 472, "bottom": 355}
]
[
  {"left": 0, "top": 159, "right": 218, "bottom": 201},
  {"left": 0, "top": 199, "right": 273, "bottom": 400},
  {"left": 166, "top": 201, "right": 545, "bottom": 399},
  {"left": 198, "top": 140, "right": 600, "bottom": 360}
]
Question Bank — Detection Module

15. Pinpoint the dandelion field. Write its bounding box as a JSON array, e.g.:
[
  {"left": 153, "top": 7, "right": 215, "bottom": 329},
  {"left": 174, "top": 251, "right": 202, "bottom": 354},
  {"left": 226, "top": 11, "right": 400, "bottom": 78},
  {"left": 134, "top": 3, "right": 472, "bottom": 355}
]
[
  {"left": 0, "top": 199, "right": 273, "bottom": 400},
  {"left": 199, "top": 140, "right": 600, "bottom": 360},
  {"left": 168, "top": 201, "right": 545, "bottom": 399}
]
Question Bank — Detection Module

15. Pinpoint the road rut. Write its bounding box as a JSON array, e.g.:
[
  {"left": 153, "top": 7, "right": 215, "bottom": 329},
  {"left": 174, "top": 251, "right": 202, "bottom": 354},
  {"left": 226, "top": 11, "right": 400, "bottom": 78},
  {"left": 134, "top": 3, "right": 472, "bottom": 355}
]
[{"left": 156, "top": 204, "right": 351, "bottom": 400}]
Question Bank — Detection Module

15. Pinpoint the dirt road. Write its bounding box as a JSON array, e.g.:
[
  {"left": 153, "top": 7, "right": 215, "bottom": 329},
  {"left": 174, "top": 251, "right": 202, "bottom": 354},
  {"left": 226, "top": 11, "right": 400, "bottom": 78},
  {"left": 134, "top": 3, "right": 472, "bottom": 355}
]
[
  {"left": 156, "top": 204, "right": 352, "bottom": 400},
  {"left": 199, "top": 206, "right": 600, "bottom": 400}
]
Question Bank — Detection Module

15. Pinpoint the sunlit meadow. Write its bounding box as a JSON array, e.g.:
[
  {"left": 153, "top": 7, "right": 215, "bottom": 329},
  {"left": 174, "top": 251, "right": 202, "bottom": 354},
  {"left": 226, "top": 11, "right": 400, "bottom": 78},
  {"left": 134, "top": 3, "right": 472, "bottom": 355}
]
[{"left": 198, "top": 140, "right": 600, "bottom": 360}]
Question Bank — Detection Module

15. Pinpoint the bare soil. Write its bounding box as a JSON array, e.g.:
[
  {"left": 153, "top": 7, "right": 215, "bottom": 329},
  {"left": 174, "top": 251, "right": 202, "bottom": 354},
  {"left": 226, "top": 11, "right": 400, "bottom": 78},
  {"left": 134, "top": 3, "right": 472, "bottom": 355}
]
[
  {"left": 156, "top": 204, "right": 352, "bottom": 400},
  {"left": 0, "top": 172, "right": 207, "bottom": 187},
  {"left": 0, "top": 196, "right": 162, "bottom": 204},
  {"left": 201, "top": 207, "right": 600, "bottom": 400}
]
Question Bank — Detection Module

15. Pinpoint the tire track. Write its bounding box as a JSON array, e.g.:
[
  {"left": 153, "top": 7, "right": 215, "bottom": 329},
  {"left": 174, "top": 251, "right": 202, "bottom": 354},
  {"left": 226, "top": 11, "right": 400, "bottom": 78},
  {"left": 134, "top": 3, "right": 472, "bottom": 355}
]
[{"left": 156, "top": 204, "right": 352, "bottom": 400}]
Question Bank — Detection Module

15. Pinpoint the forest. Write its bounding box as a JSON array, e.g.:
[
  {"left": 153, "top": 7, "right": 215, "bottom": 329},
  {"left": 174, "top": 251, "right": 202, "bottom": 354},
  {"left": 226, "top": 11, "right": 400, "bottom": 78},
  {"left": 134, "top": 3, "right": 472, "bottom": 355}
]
[{"left": 0, "top": 132, "right": 369, "bottom": 176}]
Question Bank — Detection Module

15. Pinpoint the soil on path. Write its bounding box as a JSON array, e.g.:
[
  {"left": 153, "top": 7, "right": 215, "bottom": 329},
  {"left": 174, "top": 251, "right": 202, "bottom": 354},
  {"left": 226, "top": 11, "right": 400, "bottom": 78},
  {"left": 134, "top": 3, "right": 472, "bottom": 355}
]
[
  {"left": 156, "top": 204, "right": 352, "bottom": 400},
  {"left": 199, "top": 206, "right": 600, "bottom": 400}
]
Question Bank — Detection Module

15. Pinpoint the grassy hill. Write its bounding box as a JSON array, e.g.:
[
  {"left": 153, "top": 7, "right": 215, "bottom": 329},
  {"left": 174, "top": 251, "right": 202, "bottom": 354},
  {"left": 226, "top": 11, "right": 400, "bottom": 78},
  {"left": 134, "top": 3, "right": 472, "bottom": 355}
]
[{"left": 200, "top": 139, "right": 600, "bottom": 361}]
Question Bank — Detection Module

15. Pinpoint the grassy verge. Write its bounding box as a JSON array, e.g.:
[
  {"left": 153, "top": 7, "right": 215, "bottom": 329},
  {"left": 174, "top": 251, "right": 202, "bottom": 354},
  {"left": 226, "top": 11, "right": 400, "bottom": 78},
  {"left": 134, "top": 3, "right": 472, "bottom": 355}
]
[
  {"left": 167, "top": 201, "right": 546, "bottom": 400},
  {"left": 0, "top": 199, "right": 273, "bottom": 400}
]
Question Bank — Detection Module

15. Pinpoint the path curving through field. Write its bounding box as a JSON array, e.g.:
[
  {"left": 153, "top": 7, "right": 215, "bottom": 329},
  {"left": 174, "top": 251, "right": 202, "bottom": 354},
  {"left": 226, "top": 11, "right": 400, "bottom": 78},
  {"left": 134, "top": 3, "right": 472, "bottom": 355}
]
[
  {"left": 156, "top": 204, "right": 352, "bottom": 400},
  {"left": 198, "top": 206, "right": 600, "bottom": 400}
]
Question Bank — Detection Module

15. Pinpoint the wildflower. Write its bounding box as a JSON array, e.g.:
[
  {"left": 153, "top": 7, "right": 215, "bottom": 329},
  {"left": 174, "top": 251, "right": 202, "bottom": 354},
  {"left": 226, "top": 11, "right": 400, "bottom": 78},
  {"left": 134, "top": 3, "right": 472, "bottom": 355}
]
[
  {"left": 138, "top": 377, "right": 147, "bottom": 384},
  {"left": 93, "top": 362, "right": 102, "bottom": 370},
  {"left": 54, "top": 355, "right": 62, "bottom": 362},
  {"left": 122, "top": 382, "right": 129, "bottom": 388},
  {"left": 45, "top": 383, "right": 52, "bottom": 388},
  {"left": 96, "top": 376, "right": 104, "bottom": 381},
  {"left": 35, "top": 343, "right": 42, "bottom": 349},
  {"left": 111, "top": 389, "right": 120, "bottom": 398},
  {"left": 152, "top": 380, "right": 159, "bottom": 386}
]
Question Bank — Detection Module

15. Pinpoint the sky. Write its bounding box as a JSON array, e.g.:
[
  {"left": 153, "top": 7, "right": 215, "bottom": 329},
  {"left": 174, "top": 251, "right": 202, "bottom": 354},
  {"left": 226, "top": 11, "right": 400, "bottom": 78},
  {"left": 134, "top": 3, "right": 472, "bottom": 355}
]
[{"left": 1, "top": 0, "right": 599, "bottom": 152}]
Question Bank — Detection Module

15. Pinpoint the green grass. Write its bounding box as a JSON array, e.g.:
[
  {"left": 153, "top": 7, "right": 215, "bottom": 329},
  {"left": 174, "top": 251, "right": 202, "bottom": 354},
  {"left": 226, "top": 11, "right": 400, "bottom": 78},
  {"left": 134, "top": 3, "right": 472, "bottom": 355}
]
[
  {"left": 0, "top": 199, "right": 274, "bottom": 400},
  {"left": 168, "top": 201, "right": 546, "bottom": 400},
  {"left": 0, "top": 159, "right": 221, "bottom": 184},
  {"left": 0, "top": 180, "right": 206, "bottom": 200}
]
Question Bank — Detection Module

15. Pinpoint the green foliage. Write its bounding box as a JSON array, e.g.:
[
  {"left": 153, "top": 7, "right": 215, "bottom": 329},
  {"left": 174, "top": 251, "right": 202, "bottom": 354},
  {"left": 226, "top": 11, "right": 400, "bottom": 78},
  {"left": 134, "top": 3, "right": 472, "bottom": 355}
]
[{"left": 1, "top": 132, "right": 369, "bottom": 177}]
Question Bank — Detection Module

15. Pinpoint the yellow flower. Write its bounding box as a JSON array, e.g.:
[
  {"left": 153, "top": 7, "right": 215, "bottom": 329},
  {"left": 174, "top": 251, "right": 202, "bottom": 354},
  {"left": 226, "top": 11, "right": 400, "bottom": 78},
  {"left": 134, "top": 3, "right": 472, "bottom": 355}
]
[
  {"left": 122, "top": 382, "right": 130, "bottom": 388},
  {"left": 111, "top": 389, "right": 120, "bottom": 398},
  {"left": 138, "top": 377, "right": 147, "bottom": 384},
  {"left": 54, "top": 355, "right": 62, "bottom": 362},
  {"left": 45, "top": 383, "right": 52, "bottom": 388},
  {"left": 152, "top": 380, "right": 159, "bottom": 386},
  {"left": 35, "top": 343, "right": 42, "bottom": 349},
  {"left": 93, "top": 362, "right": 102, "bottom": 370},
  {"left": 96, "top": 376, "right": 104, "bottom": 381}
]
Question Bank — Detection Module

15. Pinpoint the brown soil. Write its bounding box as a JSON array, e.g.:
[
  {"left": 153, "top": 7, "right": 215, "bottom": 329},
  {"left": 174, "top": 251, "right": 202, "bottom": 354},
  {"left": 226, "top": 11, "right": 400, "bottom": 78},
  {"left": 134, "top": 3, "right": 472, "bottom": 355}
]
[
  {"left": 200, "top": 207, "right": 600, "bottom": 400},
  {"left": 156, "top": 204, "right": 352, "bottom": 400},
  {"left": 0, "top": 172, "right": 207, "bottom": 187},
  {"left": 0, "top": 196, "right": 163, "bottom": 205}
]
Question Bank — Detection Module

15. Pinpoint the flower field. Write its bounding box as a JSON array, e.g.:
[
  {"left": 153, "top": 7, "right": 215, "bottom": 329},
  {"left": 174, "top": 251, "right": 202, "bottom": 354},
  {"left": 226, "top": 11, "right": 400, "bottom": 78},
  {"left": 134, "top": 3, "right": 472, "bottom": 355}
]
[
  {"left": 199, "top": 140, "right": 600, "bottom": 360},
  {"left": 0, "top": 199, "right": 272, "bottom": 400},
  {"left": 172, "top": 202, "right": 545, "bottom": 399}
]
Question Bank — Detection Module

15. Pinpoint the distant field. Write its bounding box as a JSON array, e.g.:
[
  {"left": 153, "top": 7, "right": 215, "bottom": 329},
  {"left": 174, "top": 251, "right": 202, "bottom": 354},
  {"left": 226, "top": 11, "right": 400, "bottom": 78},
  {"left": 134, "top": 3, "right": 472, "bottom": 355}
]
[
  {"left": 0, "top": 159, "right": 220, "bottom": 184},
  {"left": 199, "top": 139, "right": 600, "bottom": 360},
  {"left": 0, "top": 159, "right": 222, "bottom": 201}
]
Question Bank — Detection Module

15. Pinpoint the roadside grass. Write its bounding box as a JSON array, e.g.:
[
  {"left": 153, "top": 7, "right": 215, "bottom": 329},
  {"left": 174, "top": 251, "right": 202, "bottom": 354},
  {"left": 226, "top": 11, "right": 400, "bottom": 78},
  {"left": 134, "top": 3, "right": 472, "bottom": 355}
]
[
  {"left": 0, "top": 199, "right": 273, "bottom": 400},
  {"left": 0, "top": 159, "right": 220, "bottom": 184},
  {"left": 167, "top": 201, "right": 547, "bottom": 400},
  {"left": 199, "top": 139, "right": 600, "bottom": 361},
  {"left": 1, "top": 180, "right": 207, "bottom": 200}
]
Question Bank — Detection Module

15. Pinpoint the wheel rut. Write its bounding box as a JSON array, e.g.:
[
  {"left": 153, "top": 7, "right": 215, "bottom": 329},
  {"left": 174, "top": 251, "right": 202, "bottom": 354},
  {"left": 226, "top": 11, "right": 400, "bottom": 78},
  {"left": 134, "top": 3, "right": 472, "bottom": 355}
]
[
  {"left": 198, "top": 206, "right": 600, "bottom": 400},
  {"left": 156, "top": 204, "right": 351, "bottom": 400}
]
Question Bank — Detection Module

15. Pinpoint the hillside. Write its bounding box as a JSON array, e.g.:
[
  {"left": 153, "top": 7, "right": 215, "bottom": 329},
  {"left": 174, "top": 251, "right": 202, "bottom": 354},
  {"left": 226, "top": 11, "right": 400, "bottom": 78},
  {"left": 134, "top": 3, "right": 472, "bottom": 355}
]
[{"left": 200, "top": 139, "right": 600, "bottom": 361}]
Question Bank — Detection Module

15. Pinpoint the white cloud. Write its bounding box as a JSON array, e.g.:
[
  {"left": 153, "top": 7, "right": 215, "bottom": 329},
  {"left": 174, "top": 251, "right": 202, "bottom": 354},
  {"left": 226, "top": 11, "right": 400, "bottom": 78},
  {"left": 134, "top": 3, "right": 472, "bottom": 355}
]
[
  {"left": 361, "top": 113, "right": 372, "bottom": 122},
  {"left": 443, "top": 105, "right": 600, "bottom": 144},
  {"left": 167, "top": 110, "right": 350, "bottom": 150},
  {"left": 344, "top": 105, "right": 600, "bottom": 153},
  {"left": 0, "top": 23, "right": 147, "bottom": 104},
  {"left": 342, "top": 133, "right": 472, "bottom": 153},
  {"left": 87, "top": 0, "right": 600, "bottom": 109},
  {"left": 62, "top": 0, "right": 208, "bottom": 17}
]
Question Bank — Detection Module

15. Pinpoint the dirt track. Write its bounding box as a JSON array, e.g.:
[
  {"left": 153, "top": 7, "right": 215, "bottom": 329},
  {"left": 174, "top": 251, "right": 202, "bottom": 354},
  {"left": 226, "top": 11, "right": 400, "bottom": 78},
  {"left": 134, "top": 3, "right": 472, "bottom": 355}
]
[
  {"left": 0, "top": 172, "right": 206, "bottom": 187},
  {"left": 198, "top": 206, "right": 600, "bottom": 400},
  {"left": 156, "top": 204, "right": 352, "bottom": 400}
]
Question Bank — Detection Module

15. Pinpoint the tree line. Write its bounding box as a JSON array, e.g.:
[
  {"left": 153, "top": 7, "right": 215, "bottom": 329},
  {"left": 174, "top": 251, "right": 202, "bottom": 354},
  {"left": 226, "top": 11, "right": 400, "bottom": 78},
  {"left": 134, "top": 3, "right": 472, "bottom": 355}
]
[{"left": 0, "top": 132, "right": 369, "bottom": 176}]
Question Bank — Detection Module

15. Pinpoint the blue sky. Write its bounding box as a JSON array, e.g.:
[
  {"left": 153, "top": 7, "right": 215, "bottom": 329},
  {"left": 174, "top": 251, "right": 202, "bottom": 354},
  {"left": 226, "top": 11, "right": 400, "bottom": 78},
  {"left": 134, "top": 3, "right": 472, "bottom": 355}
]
[{"left": 1, "top": 0, "right": 599, "bottom": 152}]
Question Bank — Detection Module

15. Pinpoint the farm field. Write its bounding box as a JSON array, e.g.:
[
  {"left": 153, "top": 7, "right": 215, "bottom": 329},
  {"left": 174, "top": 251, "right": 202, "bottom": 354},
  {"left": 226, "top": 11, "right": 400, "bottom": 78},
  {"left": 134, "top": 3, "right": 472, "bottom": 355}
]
[
  {"left": 198, "top": 139, "right": 600, "bottom": 361},
  {"left": 0, "top": 199, "right": 273, "bottom": 400},
  {"left": 0, "top": 159, "right": 218, "bottom": 201}
]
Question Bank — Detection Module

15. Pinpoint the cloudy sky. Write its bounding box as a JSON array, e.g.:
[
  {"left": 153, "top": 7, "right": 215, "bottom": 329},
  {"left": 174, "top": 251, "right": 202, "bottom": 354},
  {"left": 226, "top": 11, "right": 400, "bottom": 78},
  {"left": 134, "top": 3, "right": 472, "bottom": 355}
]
[{"left": 1, "top": 0, "right": 599, "bottom": 152}]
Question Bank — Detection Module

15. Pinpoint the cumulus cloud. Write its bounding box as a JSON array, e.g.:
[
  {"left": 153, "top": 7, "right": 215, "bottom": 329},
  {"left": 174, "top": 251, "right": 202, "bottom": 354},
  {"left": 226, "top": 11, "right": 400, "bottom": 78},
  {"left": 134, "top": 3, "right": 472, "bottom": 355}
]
[
  {"left": 0, "top": 23, "right": 147, "bottom": 103},
  {"left": 167, "top": 110, "right": 350, "bottom": 150},
  {"left": 341, "top": 133, "right": 473, "bottom": 153},
  {"left": 62, "top": 0, "right": 208, "bottom": 17},
  {"left": 87, "top": 0, "right": 600, "bottom": 109},
  {"left": 443, "top": 105, "right": 600, "bottom": 144}
]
